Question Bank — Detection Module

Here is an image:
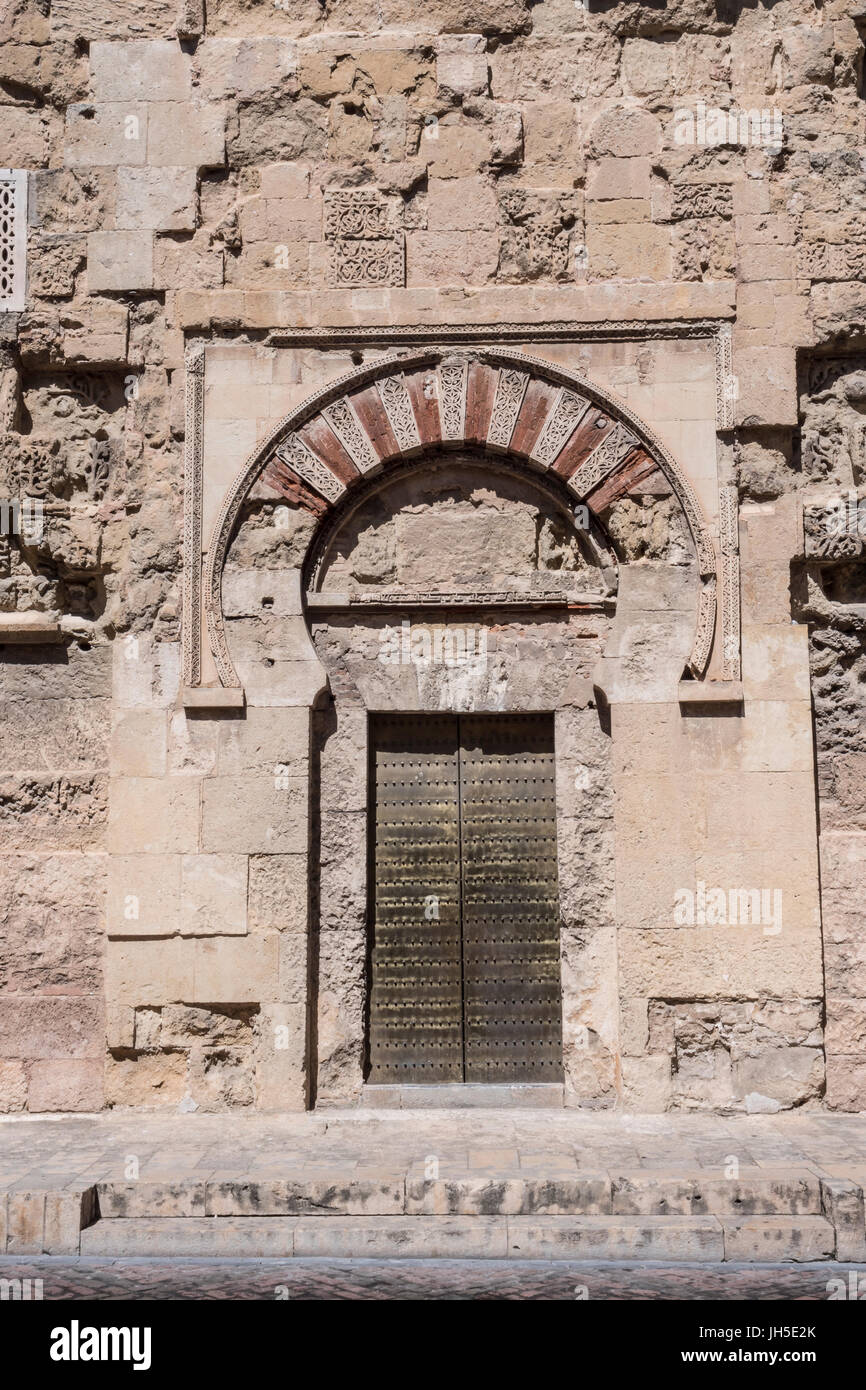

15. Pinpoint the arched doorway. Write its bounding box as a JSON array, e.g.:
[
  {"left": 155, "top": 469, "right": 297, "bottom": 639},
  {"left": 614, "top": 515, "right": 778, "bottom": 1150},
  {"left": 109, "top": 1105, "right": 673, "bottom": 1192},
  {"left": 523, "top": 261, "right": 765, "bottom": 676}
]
[{"left": 209, "top": 348, "right": 714, "bottom": 1107}]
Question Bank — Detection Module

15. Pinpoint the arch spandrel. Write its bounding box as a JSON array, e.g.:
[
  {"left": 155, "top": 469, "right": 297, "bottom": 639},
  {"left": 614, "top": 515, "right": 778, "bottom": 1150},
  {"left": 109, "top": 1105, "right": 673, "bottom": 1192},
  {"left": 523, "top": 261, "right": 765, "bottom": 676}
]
[{"left": 204, "top": 348, "right": 718, "bottom": 689}]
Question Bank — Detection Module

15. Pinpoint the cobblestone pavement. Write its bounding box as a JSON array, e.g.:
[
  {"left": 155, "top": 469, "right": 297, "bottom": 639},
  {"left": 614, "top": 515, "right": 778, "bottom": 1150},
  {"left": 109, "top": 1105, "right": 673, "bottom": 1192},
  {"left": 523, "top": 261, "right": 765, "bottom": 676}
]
[
  {"left": 2, "top": 1109, "right": 866, "bottom": 1189},
  {"left": 1, "top": 1257, "right": 863, "bottom": 1300}
]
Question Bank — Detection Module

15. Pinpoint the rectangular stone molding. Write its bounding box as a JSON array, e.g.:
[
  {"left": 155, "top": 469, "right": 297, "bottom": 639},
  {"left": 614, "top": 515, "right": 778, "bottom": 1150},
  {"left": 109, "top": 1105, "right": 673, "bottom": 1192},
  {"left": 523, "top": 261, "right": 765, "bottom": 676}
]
[{"left": 0, "top": 169, "right": 27, "bottom": 311}]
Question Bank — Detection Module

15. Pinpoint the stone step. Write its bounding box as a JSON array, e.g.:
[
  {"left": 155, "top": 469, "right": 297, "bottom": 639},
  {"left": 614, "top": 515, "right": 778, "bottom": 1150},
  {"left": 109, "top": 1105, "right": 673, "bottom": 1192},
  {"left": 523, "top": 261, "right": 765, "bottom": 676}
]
[
  {"left": 93, "top": 1167, "right": 827, "bottom": 1220},
  {"left": 78, "top": 1213, "right": 836, "bottom": 1261}
]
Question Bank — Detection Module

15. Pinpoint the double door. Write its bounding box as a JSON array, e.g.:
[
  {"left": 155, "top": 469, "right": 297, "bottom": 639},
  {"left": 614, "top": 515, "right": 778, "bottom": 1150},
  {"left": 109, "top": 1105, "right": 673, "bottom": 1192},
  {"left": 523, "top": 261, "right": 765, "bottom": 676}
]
[{"left": 368, "top": 712, "right": 562, "bottom": 1083}]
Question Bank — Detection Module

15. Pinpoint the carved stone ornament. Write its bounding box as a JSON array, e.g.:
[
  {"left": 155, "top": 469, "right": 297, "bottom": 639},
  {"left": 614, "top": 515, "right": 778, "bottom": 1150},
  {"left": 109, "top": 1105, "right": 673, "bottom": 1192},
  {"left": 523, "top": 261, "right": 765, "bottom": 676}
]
[
  {"left": 719, "top": 484, "right": 741, "bottom": 681},
  {"left": 487, "top": 369, "right": 529, "bottom": 451},
  {"left": 324, "top": 188, "right": 405, "bottom": 289},
  {"left": 670, "top": 184, "right": 733, "bottom": 221},
  {"left": 376, "top": 374, "right": 421, "bottom": 452},
  {"left": 182, "top": 340, "right": 206, "bottom": 688},
  {"left": 568, "top": 420, "right": 638, "bottom": 498},
  {"left": 322, "top": 397, "right": 379, "bottom": 474},
  {"left": 323, "top": 189, "right": 397, "bottom": 241},
  {"left": 0, "top": 170, "right": 27, "bottom": 312},
  {"left": 275, "top": 434, "right": 346, "bottom": 503},
  {"left": 804, "top": 499, "right": 866, "bottom": 560},
  {"left": 328, "top": 239, "right": 404, "bottom": 289},
  {"left": 438, "top": 360, "right": 469, "bottom": 442},
  {"left": 531, "top": 388, "right": 590, "bottom": 468}
]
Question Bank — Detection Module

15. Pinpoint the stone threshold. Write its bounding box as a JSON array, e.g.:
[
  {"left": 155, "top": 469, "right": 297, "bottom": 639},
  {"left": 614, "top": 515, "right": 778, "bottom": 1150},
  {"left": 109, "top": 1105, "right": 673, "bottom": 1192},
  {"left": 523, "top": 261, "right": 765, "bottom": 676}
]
[{"left": 354, "top": 1084, "right": 566, "bottom": 1109}]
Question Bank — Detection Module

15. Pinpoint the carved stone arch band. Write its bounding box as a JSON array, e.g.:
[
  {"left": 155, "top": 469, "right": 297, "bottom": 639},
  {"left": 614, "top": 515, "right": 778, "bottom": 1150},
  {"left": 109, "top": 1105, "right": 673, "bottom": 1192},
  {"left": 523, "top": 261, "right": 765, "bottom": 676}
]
[{"left": 203, "top": 348, "right": 718, "bottom": 687}]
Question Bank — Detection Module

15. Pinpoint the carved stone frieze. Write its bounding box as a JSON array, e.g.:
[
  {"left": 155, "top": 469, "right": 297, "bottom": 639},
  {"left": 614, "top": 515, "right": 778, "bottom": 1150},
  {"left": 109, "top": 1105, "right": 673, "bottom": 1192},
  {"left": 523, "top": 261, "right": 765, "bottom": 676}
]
[
  {"left": 182, "top": 340, "right": 206, "bottom": 688},
  {"left": 804, "top": 498, "right": 866, "bottom": 561},
  {"left": 799, "top": 242, "right": 866, "bottom": 282},
  {"left": 670, "top": 184, "right": 733, "bottom": 221},
  {"left": 719, "top": 484, "right": 741, "bottom": 681}
]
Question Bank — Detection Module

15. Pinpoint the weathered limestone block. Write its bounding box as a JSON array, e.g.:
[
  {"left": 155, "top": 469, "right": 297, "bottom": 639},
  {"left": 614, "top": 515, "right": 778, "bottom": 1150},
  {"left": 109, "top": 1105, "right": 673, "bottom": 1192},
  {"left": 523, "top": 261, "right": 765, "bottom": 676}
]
[
  {"left": 108, "top": 777, "right": 199, "bottom": 855},
  {"left": 181, "top": 854, "right": 248, "bottom": 936},
  {"left": 0, "top": 105, "right": 49, "bottom": 164},
  {"left": 116, "top": 168, "right": 197, "bottom": 232},
  {"left": 255, "top": 1003, "right": 308, "bottom": 1109},
  {"left": 192, "top": 935, "right": 279, "bottom": 1004},
  {"left": 436, "top": 34, "right": 489, "bottom": 101},
  {"left": 89, "top": 40, "right": 191, "bottom": 102},
  {"left": 27, "top": 1059, "right": 103, "bottom": 1112},
  {"left": 0, "top": 774, "right": 106, "bottom": 850},
  {"left": 200, "top": 775, "right": 308, "bottom": 855},
  {"left": 316, "top": 928, "right": 367, "bottom": 1101},
  {"left": 106, "top": 854, "right": 181, "bottom": 938},
  {"left": 28, "top": 234, "right": 86, "bottom": 299},
  {"left": 65, "top": 103, "right": 149, "bottom": 167},
  {"left": 0, "top": 852, "right": 104, "bottom": 994},
  {"left": 105, "top": 1051, "right": 188, "bottom": 1108},
  {"left": 111, "top": 710, "right": 168, "bottom": 778},
  {"left": 189, "top": 1045, "right": 255, "bottom": 1110},
  {"left": 0, "top": 996, "right": 103, "bottom": 1061},
  {"left": 147, "top": 102, "right": 226, "bottom": 168},
  {"left": 51, "top": 0, "right": 177, "bottom": 42},
  {"left": 195, "top": 37, "right": 298, "bottom": 100},
  {"left": 248, "top": 855, "right": 308, "bottom": 935}
]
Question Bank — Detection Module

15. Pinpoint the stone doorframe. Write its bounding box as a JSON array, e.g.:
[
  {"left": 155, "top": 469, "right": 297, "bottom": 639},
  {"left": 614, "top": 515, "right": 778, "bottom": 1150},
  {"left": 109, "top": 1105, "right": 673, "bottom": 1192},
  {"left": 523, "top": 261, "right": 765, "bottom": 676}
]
[{"left": 188, "top": 346, "right": 729, "bottom": 698}]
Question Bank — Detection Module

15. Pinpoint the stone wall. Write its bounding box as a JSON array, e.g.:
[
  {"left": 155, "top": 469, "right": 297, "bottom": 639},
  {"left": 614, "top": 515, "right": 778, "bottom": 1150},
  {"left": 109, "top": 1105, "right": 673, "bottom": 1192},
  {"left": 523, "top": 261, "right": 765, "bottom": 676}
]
[{"left": 0, "top": 0, "right": 862, "bottom": 1112}]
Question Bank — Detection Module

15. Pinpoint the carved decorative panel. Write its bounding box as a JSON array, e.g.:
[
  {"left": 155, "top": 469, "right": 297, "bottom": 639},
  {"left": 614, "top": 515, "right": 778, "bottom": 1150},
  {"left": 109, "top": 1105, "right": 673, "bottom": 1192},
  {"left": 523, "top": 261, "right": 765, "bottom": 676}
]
[
  {"left": 670, "top": 184, "right": 733, "bottom": 220},
  {"left": 531, "top": 388, "right": 590, "bottom": 468},
  {"left": 438, "top": 360, "right": 469, "bottom": 442},
  {"left": 486, "top": 368, "right": 529, "bottom": 451},
  {"left": 719, "top": 484, "right": 741, "bottom": 681},
  {"left": 275, "top": 433, "right": 346, "bottom": 503},
  {"left": 375, "top": 374, "right": 421, "bottom": 452},
  {"left": 568, "top": 420, "right": 638, "bottom": 498},
  {"left": 324, "top": 189, "right": 405, "bottom": 289},
  {"left": 0, "top": 170, "right": 27, "bottom": 312},
  {"left": 322, "top": 396, "right": 380, "bottom": 474}
]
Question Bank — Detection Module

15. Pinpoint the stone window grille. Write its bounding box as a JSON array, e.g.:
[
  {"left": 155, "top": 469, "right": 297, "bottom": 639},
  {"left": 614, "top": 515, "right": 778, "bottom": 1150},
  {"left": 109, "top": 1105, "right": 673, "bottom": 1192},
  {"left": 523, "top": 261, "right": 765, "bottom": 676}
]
[{"left": 0, "top": 170, "right": 27, "bottom": 312}]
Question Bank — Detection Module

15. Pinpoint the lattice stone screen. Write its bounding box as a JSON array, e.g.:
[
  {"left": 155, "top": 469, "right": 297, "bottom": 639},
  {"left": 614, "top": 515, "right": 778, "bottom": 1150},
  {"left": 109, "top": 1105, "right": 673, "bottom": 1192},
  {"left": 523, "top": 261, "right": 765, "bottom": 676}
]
[{"left": 0, "top": 170, "right": 27, "bottom": 312}]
